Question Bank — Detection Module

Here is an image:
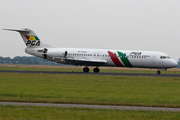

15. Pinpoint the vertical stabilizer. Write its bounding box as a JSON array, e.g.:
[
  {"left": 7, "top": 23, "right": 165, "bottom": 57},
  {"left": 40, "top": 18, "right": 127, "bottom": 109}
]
[{"left": 3, "top": 28, "right": 44, "bottom": 48}]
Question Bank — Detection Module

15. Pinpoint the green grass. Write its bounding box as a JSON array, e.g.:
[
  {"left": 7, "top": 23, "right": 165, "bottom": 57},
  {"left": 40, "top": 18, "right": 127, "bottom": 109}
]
[
  {"left": 1, "top": 73, "right": 180, "bottom": 107},
  {"left": 0, "top": 65, "right": 180, "bottom": 74},
  {"left": 0, "top": 105, "right": 180, "bottom": 120}
]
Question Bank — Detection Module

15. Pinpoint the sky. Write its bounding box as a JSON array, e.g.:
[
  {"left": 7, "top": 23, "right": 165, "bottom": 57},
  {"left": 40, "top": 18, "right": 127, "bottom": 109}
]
[{"left": 1, "top": 0, "right": 180, "bottom": 61}]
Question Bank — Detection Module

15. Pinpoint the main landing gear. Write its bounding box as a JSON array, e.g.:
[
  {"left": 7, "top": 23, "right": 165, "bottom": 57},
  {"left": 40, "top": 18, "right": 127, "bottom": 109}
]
[
  {"left": 93, "top": 67, "right": 100, "bottom": 73},
  {"left": 83, "top": 67, "right": 100, "bottom": 73},
  {"left": 83, "top": 67, "right": 89, "bottom": 73}
]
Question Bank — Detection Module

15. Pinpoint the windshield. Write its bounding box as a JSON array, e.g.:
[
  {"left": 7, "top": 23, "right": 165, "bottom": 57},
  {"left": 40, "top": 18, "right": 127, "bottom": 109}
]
[{"left": 160, "top": 56, "right": 170, "bottom": 59}]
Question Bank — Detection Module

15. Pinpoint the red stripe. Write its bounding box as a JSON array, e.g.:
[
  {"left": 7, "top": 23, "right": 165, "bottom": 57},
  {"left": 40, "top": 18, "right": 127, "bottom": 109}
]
[
  {"left": 25, "top": 35, "right": 30, "bottom": 40},
  {"left": 108, "top": 51, "right": 124, "bottom": 67}
]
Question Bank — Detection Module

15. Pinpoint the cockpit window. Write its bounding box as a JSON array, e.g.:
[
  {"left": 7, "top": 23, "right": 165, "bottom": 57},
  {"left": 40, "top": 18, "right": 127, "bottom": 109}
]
[{"left": 160, "top": 56, "right": 170, "bottom": 59}]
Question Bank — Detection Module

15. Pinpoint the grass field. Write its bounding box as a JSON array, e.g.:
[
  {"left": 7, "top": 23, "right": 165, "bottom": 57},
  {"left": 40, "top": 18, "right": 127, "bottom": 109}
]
[
  {"left": 0, "top": 105, "right": 180, "bottom": 120},
  {"left": 1, "top": 66, "right": 180, "bottom": 119},
  {"left": 1, "top": 73, "right": 180, "bottom": 108},
  {"left": 0, "top": 64, "right": 180, "bottom": 74}
]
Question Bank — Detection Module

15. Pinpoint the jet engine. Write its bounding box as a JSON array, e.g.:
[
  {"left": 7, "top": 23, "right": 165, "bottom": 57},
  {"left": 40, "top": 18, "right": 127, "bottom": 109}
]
[{"left": 42, "top": 48, "right": 67, "bottom": 59}]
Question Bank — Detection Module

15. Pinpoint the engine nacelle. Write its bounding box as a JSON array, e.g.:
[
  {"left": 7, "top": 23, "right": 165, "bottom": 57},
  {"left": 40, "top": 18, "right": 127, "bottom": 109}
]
[
  {"left": 46, "top": 50, "right": 67, "bottom": 58},
  {"left": 26, "top": 48, "right": 67, "bottom": 59}
]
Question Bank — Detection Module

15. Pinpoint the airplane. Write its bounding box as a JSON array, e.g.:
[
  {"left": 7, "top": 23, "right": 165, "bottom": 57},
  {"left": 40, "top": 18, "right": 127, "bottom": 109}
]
[{"left": 3, "top": 28, "right": 178, "bottom": 74}]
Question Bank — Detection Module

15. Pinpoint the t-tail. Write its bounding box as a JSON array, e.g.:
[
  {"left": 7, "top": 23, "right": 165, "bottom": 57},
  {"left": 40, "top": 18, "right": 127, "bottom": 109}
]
[{"left": 3, "top": 28, "right": 44, "bottom": 48}]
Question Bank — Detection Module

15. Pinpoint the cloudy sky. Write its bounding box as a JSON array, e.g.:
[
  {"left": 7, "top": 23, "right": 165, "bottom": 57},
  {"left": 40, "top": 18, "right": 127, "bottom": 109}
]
[{"left": 1, "top": 0, "right": 180, "bottom": 61}]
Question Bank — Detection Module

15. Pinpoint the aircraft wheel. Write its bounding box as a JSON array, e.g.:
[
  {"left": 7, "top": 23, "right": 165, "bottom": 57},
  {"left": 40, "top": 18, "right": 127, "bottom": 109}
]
[
  {"left": 83, "top": 67, "right": 89, "bottom": 73},
  {"left": 157, "top": 71, "right": 161, "bottom": 74},
  {"left": 93, "top": 68, "right": 100, "bottom": 73}
]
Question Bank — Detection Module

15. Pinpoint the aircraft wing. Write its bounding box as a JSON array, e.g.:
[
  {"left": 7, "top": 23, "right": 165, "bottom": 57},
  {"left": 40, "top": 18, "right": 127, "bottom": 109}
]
[{"left": 54, "top": 57, "right": 108, "bottom": 66}]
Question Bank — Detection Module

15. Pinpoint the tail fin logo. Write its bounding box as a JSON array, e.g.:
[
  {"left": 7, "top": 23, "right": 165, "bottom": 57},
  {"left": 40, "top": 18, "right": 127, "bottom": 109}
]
[{"left": 25, "top": 35, "right": 40, "bottom": 46}]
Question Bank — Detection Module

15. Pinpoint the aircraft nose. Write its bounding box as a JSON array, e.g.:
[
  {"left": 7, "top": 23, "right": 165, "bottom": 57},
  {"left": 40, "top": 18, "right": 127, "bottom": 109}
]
[{"left": 171, "top": 60, "right": 178, "bottom": 68}]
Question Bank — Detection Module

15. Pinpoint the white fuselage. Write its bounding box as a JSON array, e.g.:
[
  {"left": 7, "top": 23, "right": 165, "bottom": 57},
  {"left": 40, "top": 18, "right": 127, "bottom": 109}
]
[{"left": 25, "top": 47, "right": 178, "bottom": 69}]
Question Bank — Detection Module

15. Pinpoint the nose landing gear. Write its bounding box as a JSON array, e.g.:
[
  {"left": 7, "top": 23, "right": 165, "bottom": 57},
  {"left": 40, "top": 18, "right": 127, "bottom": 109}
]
[
  {"left": 157, "top": 71, "right": 161, "bottom": 74},
  {"left": 156, "top": 68, "right": 167, "bottom": 74}
]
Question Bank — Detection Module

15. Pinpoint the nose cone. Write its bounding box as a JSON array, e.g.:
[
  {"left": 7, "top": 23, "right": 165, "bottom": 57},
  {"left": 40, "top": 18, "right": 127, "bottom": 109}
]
[{"left": 170, "top": 60, "right": 178, "bottom": 68}]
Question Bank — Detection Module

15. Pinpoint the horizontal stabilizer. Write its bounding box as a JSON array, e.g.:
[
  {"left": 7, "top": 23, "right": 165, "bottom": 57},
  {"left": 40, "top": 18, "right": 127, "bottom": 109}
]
[{"left": 3, "top": 28, "right": 30, "bottom": 32}]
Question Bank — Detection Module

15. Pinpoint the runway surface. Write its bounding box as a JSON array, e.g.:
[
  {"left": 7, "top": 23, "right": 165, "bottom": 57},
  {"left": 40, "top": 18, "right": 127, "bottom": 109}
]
[
  {"left": 0, "top": 70, "right": 180, "bottom": 77},
  {"left": 0, "top": 102, "right": 180, "bottom": 112}
]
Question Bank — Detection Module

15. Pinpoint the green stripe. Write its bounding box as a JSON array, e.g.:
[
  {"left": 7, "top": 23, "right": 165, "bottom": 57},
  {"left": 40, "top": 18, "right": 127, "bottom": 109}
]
[
  {"left": 117, "top": 51, "right": 133, "bottom": 67},
  {"left": 34, "top": 36, "right": 40, "bottom": 40}
]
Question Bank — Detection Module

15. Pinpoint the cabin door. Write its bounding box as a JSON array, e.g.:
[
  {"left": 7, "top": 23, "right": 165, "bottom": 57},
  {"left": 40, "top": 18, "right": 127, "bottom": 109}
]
[{"left": 152, "top": 56, "right": 156, "bottom": 64}]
